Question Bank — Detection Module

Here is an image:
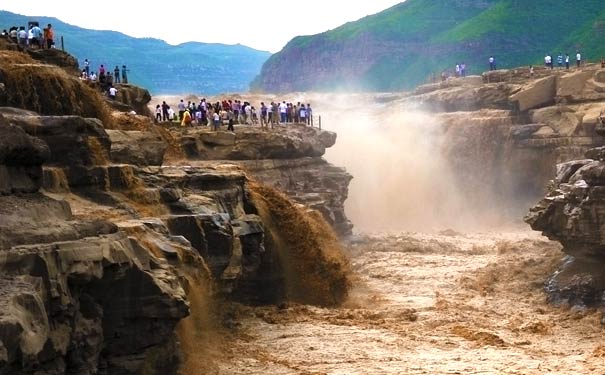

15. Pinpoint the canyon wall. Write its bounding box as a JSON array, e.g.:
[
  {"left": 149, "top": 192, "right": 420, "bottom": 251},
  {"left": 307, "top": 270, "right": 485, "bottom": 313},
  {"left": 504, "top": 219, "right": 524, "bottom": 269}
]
[
  {"left": 406, "top": 66, "right": 605, "bottom": 218},
  {"left": 0, "top": 106, "right": 351, "bottom": 374}
]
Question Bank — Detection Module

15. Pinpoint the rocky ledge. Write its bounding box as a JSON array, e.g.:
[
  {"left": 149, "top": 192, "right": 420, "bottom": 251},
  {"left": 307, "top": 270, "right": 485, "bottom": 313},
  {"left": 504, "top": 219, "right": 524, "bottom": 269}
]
[
  {"left": 0, "top": 108, "right": 351, "bottom": 374},
  {"left": 525, "top": 147, "right": 605, "bottom": 307},
  {"left": 176, "top": 126, "right": 352, "bottom": 235},
  {"left": 104, "top": 122, "right": 352, "bottom": 236},
  {"left": 396, "top": 65, "right": 605, "bottom": 213},
  {"left": 0, "top": 113, "right": 189, "bottom": 374},
  {"left": 0, "top": 40, "right": 353, "bottom": 374}
]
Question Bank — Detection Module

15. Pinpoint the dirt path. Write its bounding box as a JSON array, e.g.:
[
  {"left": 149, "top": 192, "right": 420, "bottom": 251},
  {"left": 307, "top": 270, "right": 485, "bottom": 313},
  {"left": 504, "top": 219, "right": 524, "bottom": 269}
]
[{"left": 215, "top": 231, "right": 605, "bottom": 374}]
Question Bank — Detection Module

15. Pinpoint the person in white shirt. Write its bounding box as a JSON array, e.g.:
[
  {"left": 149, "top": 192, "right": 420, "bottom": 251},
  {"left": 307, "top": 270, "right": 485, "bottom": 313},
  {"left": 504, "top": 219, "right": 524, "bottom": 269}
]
[
  {"left": 565, "top": 53, "right": 570, "bottom": 70},
  {"left": 17, "top": 27, "right": 27, "bottom": 48},
  {"left": 108, "top": 86, "right": 117, "bottom": 100},
  {"left": 299, "top": 104, "right": 307, "bottom": 124},
  {"left": 576, "top": 51, "right": 582, "bottom": 68},
  {"left": 279, "top": 101, "right": 287, "bottom": 123},
  {"left": 155, "top": 105, "right": 162, "bottom": 122},
  {"left": 244, "top": 103, "right": 252, "bottom": 125},
  {"left": 31, "top": 25, "right": 42, "bottom": 48}
]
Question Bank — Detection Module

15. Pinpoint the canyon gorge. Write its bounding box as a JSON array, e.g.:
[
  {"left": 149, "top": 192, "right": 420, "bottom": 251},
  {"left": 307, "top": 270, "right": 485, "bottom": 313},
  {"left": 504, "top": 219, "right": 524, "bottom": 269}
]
[{"left": 3, "top": 38, "right": 605, "bottom": 374}]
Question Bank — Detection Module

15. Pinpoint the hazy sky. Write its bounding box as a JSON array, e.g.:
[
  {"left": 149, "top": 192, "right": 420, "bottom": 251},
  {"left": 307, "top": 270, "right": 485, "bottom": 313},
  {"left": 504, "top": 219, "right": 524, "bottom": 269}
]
[{"left": 2, "top": 0, "right": 403, "bottom": 52}]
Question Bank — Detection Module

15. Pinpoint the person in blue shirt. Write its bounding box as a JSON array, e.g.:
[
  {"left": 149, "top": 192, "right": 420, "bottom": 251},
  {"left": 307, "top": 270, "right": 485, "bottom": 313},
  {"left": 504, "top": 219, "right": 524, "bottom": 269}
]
[{"left": 557, "top": 53, "right": 563, "bottom": 69}]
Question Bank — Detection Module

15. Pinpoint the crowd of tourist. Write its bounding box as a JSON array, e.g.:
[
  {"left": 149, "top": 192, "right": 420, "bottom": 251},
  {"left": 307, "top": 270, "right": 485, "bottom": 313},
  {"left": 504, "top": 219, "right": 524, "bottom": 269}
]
[
  {"left": 433, "top": 49, "right": 597, "bottom": 83},
  {"left": 156, "top": 98, "right": 314, "bottom": 131},
  {"left": 77, "top": 60, "right": 130, "bottom": 101},
  {"left": 79, "top": 61, "right": 129, "bottom": 84},
  {"left": 2, "top": 23, "right": 55, "bottom": 49}
]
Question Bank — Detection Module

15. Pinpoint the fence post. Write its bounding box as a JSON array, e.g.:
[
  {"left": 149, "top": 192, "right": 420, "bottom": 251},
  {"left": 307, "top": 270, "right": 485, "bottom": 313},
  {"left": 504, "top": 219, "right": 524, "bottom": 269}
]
[
  {"left": 61, "top": 36, "right": 64, "bottom": 51},
  {"left": 319, "top": 115, "right": 321, "bottom": 130}
]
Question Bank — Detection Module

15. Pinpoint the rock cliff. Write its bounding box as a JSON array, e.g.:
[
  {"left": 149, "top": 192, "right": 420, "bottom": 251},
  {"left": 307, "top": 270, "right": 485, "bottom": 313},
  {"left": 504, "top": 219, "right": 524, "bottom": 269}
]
[
  {"left": 0, "top": 113, "right": 189, "bottom": 374},
  {"left": 0, "top": 43, "right": 352, "bottom": 374},
  {"left": 525, "top": 151, "right": 605, "bottom": 307},
  {"left": 0, "top": 108, "right": 352, "bottom": 373},
  {"left": 415, "top": 65, "right": 605, "bottom": 308},
  {"left": 176, "top": 126, "right": 352, "bottom": 235},
  {"left": 398, "top": 66, "right": 605, "bottom": 213}
]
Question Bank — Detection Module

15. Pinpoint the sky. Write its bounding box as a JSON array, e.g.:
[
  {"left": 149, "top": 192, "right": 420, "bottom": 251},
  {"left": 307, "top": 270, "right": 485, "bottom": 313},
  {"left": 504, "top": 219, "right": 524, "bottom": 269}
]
[{"left": 1, "top": 0, "right": 404, "bottom": 52}]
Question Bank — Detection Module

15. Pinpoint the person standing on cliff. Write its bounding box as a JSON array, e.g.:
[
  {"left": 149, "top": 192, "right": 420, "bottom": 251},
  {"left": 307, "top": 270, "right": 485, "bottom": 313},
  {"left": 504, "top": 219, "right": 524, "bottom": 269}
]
[
  {"left": 565, "top": 53, "right": 570, "bottom": 70},
  {"left": 30, "top": 24, "right": 42, "bottom": 49},
  {"left": 161, "top": 101, "right": 169, "bottom": 121},
  {"left": 279, "top": 101, "right": 287, "bottom": 124},
  {"left": 307, "top": 103, "right": 313, "bottom": 126},
  {"left": 177, "top": 99, "right": 186, "bottom": 121},
  {"left": 181, "top": 109, "right": 192, "bottom": 127},
  {"left": 83, "top": 59, "right": 90, "bottom": 76},
  {"left": 155, "top": 104, "right": 162, "bottom": 123},
  {"left": 114, "top": 65, "right": 120, "bottom": 83},
  {"left": 121, "top": 65, "right": 129, "bottom": 84},
  {"left": 212, "top": 111, "right": 220, "bottom": 131},
  {"left": 576, "top": 51, "right": 582, "bottom": 68},
  {"left": 17, "top": 27, "right": 27, "bottom": 48},
  {"left": 45, "top": 24, "right": 54, "bottom": 49},
  {"left": 557, "top": 53, "right": 563, "bottom": 69},
  {"left": 299, "top": 104, "right": 307, "bottom": 126},
  {"left": 260, "top": 102, "right": 268, "bottom": 130},
  {"left": 489, "top": 56, "right": 495, "bottom": 71}
]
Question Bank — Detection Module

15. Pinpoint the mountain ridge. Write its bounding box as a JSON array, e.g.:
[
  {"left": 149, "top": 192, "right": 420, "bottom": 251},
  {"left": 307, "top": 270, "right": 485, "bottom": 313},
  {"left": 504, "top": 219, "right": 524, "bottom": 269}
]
[
  {"left": 1, "top": 10, "right": 271, "bottom": 95},
  {"left": 251, "top": 0, "right": 605, "bottom": 92}
]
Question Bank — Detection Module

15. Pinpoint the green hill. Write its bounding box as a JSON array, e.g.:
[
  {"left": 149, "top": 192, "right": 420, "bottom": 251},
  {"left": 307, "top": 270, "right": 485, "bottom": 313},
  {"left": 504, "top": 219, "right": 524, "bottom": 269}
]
[
  {"left": 1, "top": 10, "right": 271, "bottom": 95},
  {"left": 251, "top": 0, "right": 605, "bottom": 93}
]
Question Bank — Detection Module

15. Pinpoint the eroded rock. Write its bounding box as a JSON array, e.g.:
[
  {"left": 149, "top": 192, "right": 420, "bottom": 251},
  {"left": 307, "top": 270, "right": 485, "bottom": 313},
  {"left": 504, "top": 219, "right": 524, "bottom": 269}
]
[
  {"left": 526, "top": 149, "right": 605, "bottom": 307},
  {"left": 107, "top": 129, "right": 167, "bottom": 166}
]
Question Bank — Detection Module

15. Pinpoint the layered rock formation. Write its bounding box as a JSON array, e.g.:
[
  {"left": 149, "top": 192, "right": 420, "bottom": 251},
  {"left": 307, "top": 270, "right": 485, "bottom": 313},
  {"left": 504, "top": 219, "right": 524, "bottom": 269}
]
[
  {"left": 399, "top": 65, "right": 605, "bottom": 212},
  {"left": 0, "top": 39, "right": 353, "bottom": 375},
  {"left": 525, "top": 150, "right": 605, "bottom": 307},
  {"left": 177, "top": 126, "right": 352, "bottom": 235},
  {"left": 0, "top": 109, "right": 351, "bottom": 373},
  {"left": 0, "top": 113, "right": 189, "bottom": 374}
]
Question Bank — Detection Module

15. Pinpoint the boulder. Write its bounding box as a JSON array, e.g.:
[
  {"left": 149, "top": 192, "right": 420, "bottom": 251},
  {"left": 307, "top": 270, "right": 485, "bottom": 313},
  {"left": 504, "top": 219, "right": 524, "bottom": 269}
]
[
  {"left": 0, "top": 232, "right": 188, "bottom": 375},
  {"left": 166, "top": 214, "right": 234, "bottom": 278},
  {"left": 409, "top": 83, "right": 516, "bottom": 112},
  {"left": 1, "top": 109, "right": 110, "bottom": 166},
  {"left": 114, "top": 84, "right": 152, "bottom": 117},
  {"left": 509, "top": 75, "right": 557, "bottom": 112},
  {"left": 186, "top": 126, "right": 341, "bottom": 160},
  {"left": 200, "top": 131, "right": 236, "bottom": 146},
  {"left": 26, "top": 48, "right": 80, "bottom": 75},
  {"left": 525, "top": 152, "right": 605, "bottom": 307},
  {"left": 556, "top": 70, "right": 595, "bottom": 102},
  {"left": 107, "top": 130, "right": 168, "bottom": 166},
  {"left": 529, "top": 106, "right": 582, "bottom": 136},
  {"left": 0, "top": 114, "right": 50, "bottom": 194}
]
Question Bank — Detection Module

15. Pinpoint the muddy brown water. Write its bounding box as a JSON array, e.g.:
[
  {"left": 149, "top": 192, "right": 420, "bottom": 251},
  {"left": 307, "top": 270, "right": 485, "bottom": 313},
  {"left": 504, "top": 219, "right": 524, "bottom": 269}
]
[{"left": 207, "top": 231, "right": 605, "bottom": 374}]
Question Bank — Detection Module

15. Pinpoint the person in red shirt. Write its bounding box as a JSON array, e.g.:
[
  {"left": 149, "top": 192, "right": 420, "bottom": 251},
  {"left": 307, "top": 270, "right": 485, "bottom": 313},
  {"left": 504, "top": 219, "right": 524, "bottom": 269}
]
[{"left": 45, "top": 24, "right": 54, "bottom": 49}]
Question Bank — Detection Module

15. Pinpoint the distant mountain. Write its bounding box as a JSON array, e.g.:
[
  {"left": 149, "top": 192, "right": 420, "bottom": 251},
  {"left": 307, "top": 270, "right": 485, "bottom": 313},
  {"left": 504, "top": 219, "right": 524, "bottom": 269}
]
[
  {"left": 1, "top": 10, "right": 271, "bottom": 95},
  {"left": 251, "top": 0, "right": 605, "bottom": 93}
]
